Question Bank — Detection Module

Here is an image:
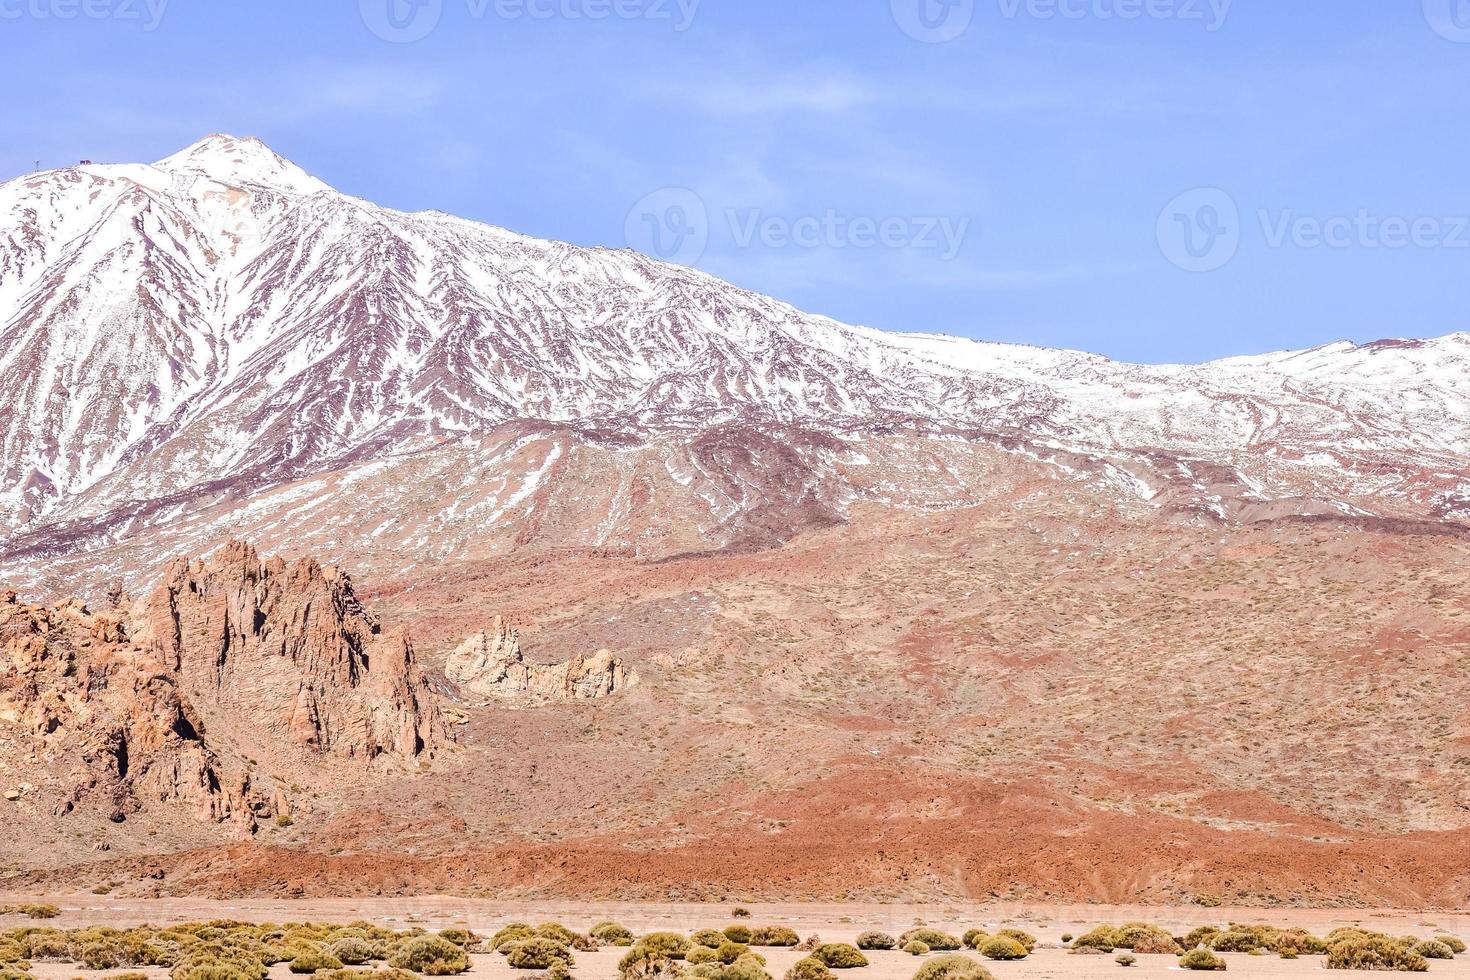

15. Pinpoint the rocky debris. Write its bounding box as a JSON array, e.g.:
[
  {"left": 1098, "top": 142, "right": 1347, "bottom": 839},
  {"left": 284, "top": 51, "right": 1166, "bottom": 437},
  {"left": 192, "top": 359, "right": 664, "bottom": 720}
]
[
  {"left": 139, "top": 541, "right": 447, "bottom": 762},
  {"left": 445, "top": 617, "right": 638, "bottom": 704}
]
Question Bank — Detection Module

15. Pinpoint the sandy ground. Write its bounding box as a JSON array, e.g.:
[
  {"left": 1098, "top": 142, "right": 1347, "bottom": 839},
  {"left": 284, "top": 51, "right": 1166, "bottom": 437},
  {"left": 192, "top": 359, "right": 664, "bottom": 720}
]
[
  {"left": 24, "top": 946, "right": 1470, "bottom": 980},
  {"left": 8, "top": 899, "right": 1470, "bottom": 978}
]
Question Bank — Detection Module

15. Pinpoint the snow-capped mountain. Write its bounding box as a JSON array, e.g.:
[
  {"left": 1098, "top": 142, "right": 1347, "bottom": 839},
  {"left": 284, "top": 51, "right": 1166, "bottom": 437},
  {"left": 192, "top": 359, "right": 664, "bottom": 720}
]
[{"left": 1, "top": 135, "right": 1467, "bottom": 590}]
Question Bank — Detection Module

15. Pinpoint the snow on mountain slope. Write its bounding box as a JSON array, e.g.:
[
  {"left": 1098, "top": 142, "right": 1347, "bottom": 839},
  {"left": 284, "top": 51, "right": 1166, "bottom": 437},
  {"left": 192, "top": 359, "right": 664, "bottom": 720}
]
[{"left": 1, "top": 135, "right": 1467, "bottom": 590}]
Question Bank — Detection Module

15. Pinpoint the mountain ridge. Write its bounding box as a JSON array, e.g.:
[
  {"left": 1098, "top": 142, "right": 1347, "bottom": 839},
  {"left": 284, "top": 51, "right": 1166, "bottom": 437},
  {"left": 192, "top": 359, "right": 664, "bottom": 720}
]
[{"left": 1, "top": 135, "right": 1468, "bottom": 594}]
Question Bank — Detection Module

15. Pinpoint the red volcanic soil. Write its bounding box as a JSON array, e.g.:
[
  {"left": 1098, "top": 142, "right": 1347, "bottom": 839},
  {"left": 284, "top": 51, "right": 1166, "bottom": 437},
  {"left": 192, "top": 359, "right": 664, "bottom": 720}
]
[{"left": 4, "top": 506, "right": 1470, "bottom": 908}]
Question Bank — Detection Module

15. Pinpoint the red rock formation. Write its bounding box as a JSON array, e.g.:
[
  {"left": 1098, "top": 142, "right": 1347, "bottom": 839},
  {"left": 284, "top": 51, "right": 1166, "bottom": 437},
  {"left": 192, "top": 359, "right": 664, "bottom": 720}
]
[
  {"left": 0, "top": 590, "right": 258, "bottom": 825},
  {"left": 143, "top": 541, "right": 445, "bottom": 763},
  {"left": 0, "top": 543, "right": 446, "bottom": 834}
]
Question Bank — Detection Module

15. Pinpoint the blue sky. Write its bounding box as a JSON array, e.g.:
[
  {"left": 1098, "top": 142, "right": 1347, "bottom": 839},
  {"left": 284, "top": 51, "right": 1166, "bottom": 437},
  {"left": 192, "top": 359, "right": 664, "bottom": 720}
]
[{"left": 2, "top": 0, "right": 1468, "bottom": 363}]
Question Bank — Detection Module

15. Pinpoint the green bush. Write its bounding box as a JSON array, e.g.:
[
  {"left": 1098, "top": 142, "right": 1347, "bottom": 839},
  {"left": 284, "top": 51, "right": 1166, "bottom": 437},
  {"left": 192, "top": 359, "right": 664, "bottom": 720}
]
[
  {"left": 812, "top": 945, "right": 867, "bottom": 969},
  {"left": 1071, "top": 929, "right": 1117, "bottom": 953},
  {"left": 437, "top": 930, "right": 478, "bottom": 949},
  {"left": 1182, "top": 927, "right": 1220, "bottom": 950},
  {"left": 960, "top": 931, "right": 985, "bottom": 949},
  {"left": 1179, "top": 949, "right": 1227, "bottom": 971},
  {"left": 911, "top": 954, "right": 995, "bottom": 980},
  {"left": 687, "top": 947, "right": 723, "bottom": 965},
  {"left": 977, "top": 938, "right": 1026, "bottom": 962},
  {"left": 21, "top": 931, "right": 71, "bottom": 960},
  {"left": 1109, "top": 924, "right": 1179, "bottom": 954},
  {"left": 492, "top": 926, "right": 538, "bottom": 951},
  {"left": 1326, "top": 935, "right": 1427, "bottom": 972},
  {"left": 994, "top": 930, "right": 1035, "bottom": 953},
  {"left": 1412, "top": 940, "right": 1454, "bottom": 960},
  {"left": 1208, "top": 932, "right": 1258, "bottom": 954},
  {"left": 782, "top": 958, "right": 834, "bottom": 980},
  {"left": 328, "top": 938, "right": 375, "bottom": 966},
  {"left": 80, "top": 941, "right": 123, "bottom": 971},
  {"left": 724, "top": 926, "right": 753, "bottom": 945},
  {"left": 618, "top": 946, "right": 682, "bottom": 980},
  {"left": 387, "top": 937, "right": 470, "bottom": 975},
  {"left": 715, "top": 943, "right": 750, "bottom": 966},
  {"left": 691, "top": 931, "right": 727, "bottom": 950},
  {"left": 289, "top": 951, "right": 344, "bottom": 974},
  {"left": 732, "top": 910, "right": 752, "bottom": 920},
  {"left": 591, "top": 923, "right": 634, "bottom": 947},
  {"left": 900, "top": 930, "right": 960, "bottom": 952},
  {"left": 173, "top": 966, "right": 260, "bottom": 980},
  {"left": 537, "top": 925, "right": 578, "bottom": 946},
  {"left": 506, "top": 939, "right": 573, "bottom": 970},
  {"left": 637, "top": 934, "right": 691, "bottom": 961},
  {"left": 749, "top": 927, "right": 798, "bottom": 947},
  {"left": 1437, "top": 936, "right": 1467, "bottom": 954},
  {"left": 904, "top": 942, "right": 929, "bottom": 957},
  {"left": 685, "top": 954, "right": 771, "bottom": 980},
  {"left": 856, "top": 933, "right": 896, "bottom": 951},
  {"left": 1115, "top": 954, "right": 1136, "bottom": 967}
]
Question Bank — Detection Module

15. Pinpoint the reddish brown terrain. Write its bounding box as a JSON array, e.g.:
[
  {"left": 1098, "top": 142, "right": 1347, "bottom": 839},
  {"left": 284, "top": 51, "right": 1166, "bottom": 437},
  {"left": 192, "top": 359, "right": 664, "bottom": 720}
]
[{"left": 3, "top": 501, "right": 1467, "bottom": 908}]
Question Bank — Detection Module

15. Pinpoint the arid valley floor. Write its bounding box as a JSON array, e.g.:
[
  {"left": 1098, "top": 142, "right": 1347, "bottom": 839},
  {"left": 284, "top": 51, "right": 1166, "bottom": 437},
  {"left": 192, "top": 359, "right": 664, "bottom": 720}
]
[{"left": 5, "top": 900, "right": 1470, "bottom": 979}]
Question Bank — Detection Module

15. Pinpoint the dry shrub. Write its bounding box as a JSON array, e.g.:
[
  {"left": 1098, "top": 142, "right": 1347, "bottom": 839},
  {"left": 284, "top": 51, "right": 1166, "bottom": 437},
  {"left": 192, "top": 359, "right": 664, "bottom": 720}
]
[
  {"left": 812, "top": 945, "right": 867, "bottom": 969},
  {"left": 856, "top": 933, "right": 896, "bottom": 951},
  {"left": 978, "top": 938, "right": 1026, "bottom": 962},
  {"left": 1179, "top": 949, "right": 1227, "bottom": 971},
  {"left": 912, "top": 954, "right": 995, "bottom": 980}
]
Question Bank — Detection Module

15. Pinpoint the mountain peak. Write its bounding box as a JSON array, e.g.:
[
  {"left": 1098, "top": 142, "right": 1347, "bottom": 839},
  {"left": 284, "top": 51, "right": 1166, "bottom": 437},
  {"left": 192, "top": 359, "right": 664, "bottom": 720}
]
[{"left": 153, "top": 133, "right": 329, "bottom": 196}]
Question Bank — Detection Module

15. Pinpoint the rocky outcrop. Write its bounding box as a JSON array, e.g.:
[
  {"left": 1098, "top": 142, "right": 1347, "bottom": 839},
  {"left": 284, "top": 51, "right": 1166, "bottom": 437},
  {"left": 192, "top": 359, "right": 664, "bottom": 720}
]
[
  {"left": 445, "top": 617, "right": 638, "bottom": 704},
  {"left": 141, "top": 541, "right": 446, "bottom": 763},
  {"left": 0, "top": 590, "right": 264, "bottom": 825},
  {"left": 0, "top": 542, "right": 448, "bottom": 831}
]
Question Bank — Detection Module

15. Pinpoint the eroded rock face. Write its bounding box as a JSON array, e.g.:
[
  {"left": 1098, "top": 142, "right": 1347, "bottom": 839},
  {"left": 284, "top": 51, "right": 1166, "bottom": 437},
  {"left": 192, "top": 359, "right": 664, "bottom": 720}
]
[
  {"left": 445, "top": 617, "right": 638, "bottom": 704},
  {"left": 141, "top": 541, "right": 446, "bottom": 763},
  {"left": 0, "top": 542, "right": 448, "bottom": 831},
  {"left": 0, "top": 590, "right": 260, "bottom": 825}
]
